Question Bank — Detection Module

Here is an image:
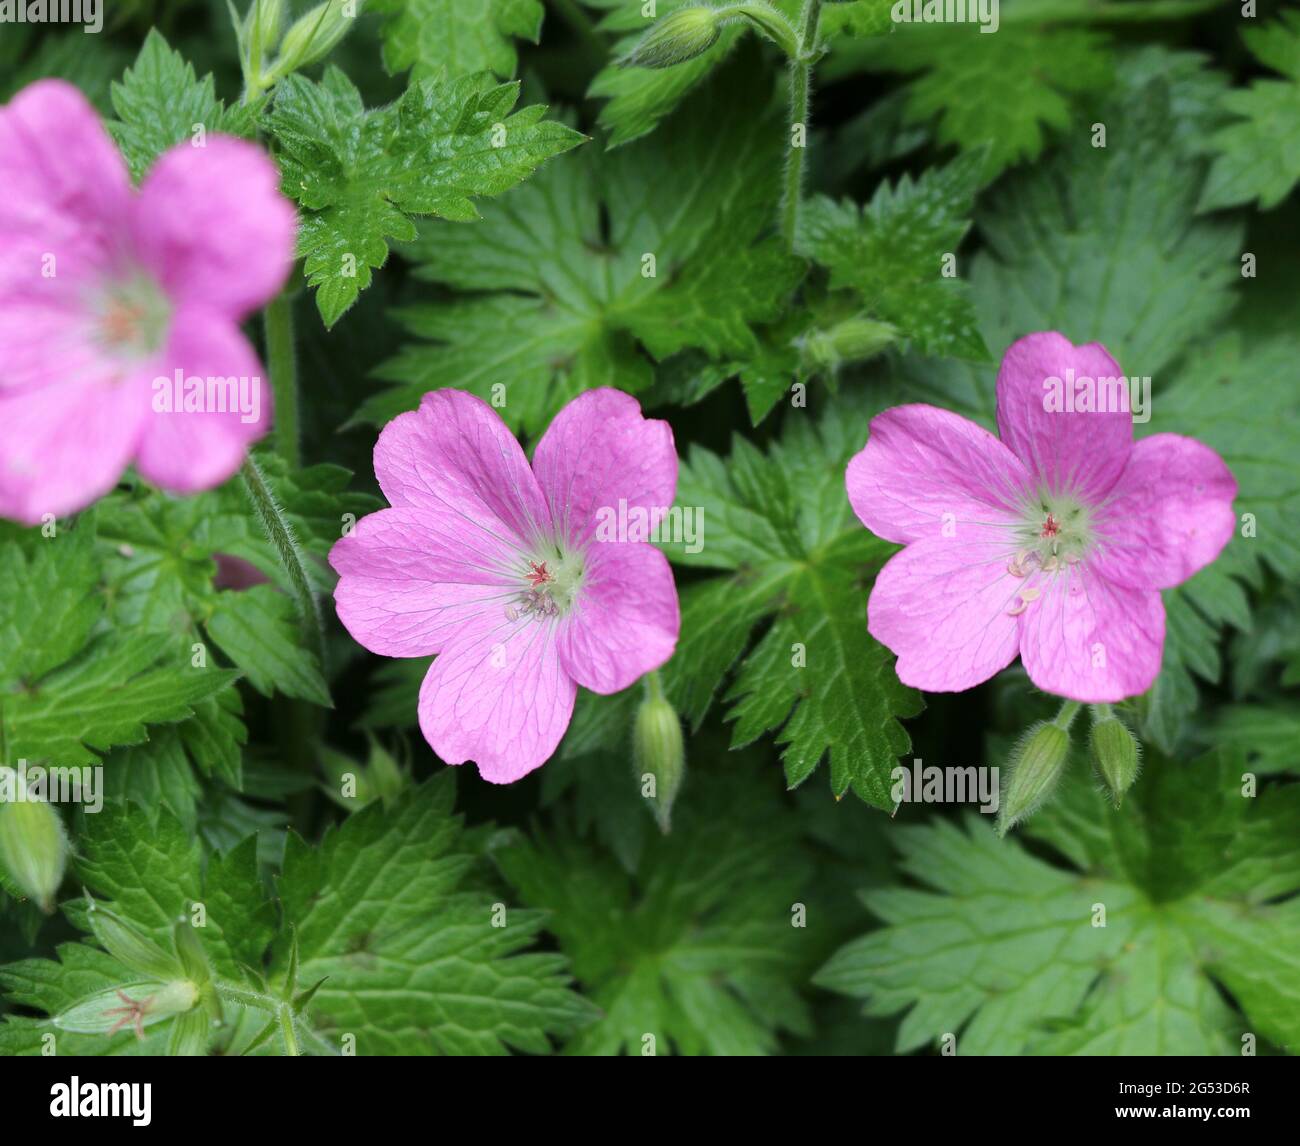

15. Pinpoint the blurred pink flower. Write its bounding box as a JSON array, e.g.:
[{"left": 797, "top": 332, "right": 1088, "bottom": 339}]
[
  {"left": 846, "top": 332, "right": 1237, "bottom": 702},
  {"left": 330, "top": 388, "right": 681, "bottom": 782},
  {"left": 0, "top": 80, "right": 296, "bottom": 524}
]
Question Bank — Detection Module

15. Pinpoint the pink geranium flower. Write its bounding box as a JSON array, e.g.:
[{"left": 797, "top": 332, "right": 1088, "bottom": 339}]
[
  {"left": 846, "top": 332, "right": 1237, "bottom": 702},
  {"left": 0, "top": 80, "right": 296, "bottom": 524},
  {"left": 330, "top": 388, "right": 681, "bottom": 781}
]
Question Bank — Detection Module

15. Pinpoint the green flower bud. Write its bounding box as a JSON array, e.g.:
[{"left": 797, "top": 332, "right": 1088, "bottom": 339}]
[
  {"left": 55, "top": 979, "right": 200, "bottom": 1038},
  {"left": 245, "top": 0, "right": 286, "bottom": 54},
  {"left": 88, "top": 904, "right": 181, "bottom": 981},
  {"left": 0, "top": 770, "right": 68, "bottom": 913},
  {"left": 998, "top": 720, "right": 1071, "bottom": 835},
  {"left": 274, "top": 0, "right": 365, "bottom": 77},
  {"left": 1090, "top": 715, "right": 1141, "bottom": 807},
  {"left": 802, "top": 316, "right": 896, "bottom": 371},
  {"left": 625, "top": 6, "right": 722, "bottom": 69},
  {"left": 634, "top": 690, "right": 685, "bottom": 832}
]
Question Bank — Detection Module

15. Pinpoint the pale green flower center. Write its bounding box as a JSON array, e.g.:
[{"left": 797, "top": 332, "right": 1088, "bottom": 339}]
[
  {"left": 92, "top": 273, "right": 170, "bottom": 360},
  {"left": 1010, "top": 493, "right": 1094, "bottom": 579},
  {"left": 508, "top": 546, "right": 586, "bottom": 621}
]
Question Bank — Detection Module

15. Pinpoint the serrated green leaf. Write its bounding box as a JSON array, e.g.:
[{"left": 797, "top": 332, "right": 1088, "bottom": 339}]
[
  {"left": 498, "top": 767, "right": 816, "bottom": 1055},
  {"left": 363, "top": 59, "right": 800, "bottom": 434},
  {"left": 372, "top": 0, "right": 544, "bottom": 80},
  {"left": 659, "top": 397, "right": 923, "bottom": 806},
  {"left": 268, "top": 67, "right": 584, "bottom": 327},
  {"left": 1201, "top": 12, "right": 1300, "bottom": 212},
  {"left": 205, "top": 584, "right": 331, "bottom": 706},
  {"left": 818, "top": 748, "right": 1299, "bottom": 1054},
  {"left": 797, "top": 150, "right": 989, "bottom": 359},
  {"left": 109, "top": 29, "right": 259, "bottom": 182},
  {"left": 276, "top": 775, "right": 598, "bottom": 1053}
]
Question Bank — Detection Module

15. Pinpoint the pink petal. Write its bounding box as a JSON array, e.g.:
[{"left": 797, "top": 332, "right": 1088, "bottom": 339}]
[
  {"left": 0, "top": 299, "right": 120, "bottom": 396},
  {"left": 558, "top": 542, "right": 680, "bottom": 694},
  {"left": 0, "top": 377, "right": 146, "bottom": 524},
  {"left": 996, "top": 332, "right": 1133, "bottom": 502},
  {"left": 0, "top": 80, "right": 131, "bottom": 300},
  {"left": 868, "top": 535, "right": 1022, "bottom": 692},
  {"left": 418, "top": 613, "right": 576, "bottom": 783},
  {"left": 133, "top": 308, "right": 270, "bottom": 492},
  {"left": 132, "top": 137, "right": 296, "bottom": 319},
  {"left": 1090, "top": 434, "right": 1238, "bottom": 591},
  {"left": 330, "top": 506, "right": 522, "bottom": 657},
  {"left": 531, "top": 388, "right": 677, "bottom": 550},
  {"left": 846, "top": 404, "right": 1030, "bottom": 545},
  {"left": 1018, "top": 565, "right": 1165, "bottom": 702},
  {"left": 373, "top": 390, "right": 551, "bottom": 551}
]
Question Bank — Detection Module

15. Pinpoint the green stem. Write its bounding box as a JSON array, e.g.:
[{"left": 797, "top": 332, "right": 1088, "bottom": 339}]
[
  {"left": 781, "top": 0, "right": 823, "bottom": 252},
  {"left": 644, "top": 669, "right": 665, "bottom": 704},
  {"left": 1089, "top": 702, "right": 1113, "bottom": 723},
  {"left": 264, "top": 292, "right": 300, "bottom": 468},
  {"left": 1052, "top": 699, "right": 1083, "bottom": 730},
  {"left": 240, "top": 456, "right": 325, "bottom": 668},
  {"left": 278, "top": 1004, "right": 301, "bottom": 1056}
]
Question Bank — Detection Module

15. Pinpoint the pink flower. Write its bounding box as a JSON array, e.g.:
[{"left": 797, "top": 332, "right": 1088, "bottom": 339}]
[
  {"left": 0, "top": 81, "right": 296, "bottom": 524},
  {"left": 330, "top": 388, "right": 681, "bottom": 782},
  {"left": 846, "top": 332, "right": 1237, "bottom": 702}
]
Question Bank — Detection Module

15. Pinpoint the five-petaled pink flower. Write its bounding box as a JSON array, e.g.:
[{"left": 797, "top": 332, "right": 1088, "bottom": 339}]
[
  {"left": 846, "top": 332, "right": 1237, "bottom": 702},
  {"left": 330, "top": 388, "right": 681, "bottom": 781},
  {"left": 0, "top": 80, "right": 296, "bottom": 524}
]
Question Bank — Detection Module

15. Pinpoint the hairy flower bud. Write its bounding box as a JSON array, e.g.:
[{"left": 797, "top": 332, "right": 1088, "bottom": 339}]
[
  {"left": 0, "top": 769, "right": 68, "bottom": 913},
  {"left": 998, "top": 720, "right": 1071, "bottom": 834},
  {"left": 55, "top": 979, "right": 200, "bottom": 1037},
  {"left": 803, "top": 316, "right": 896, "bottom": 371},
  {"left": 625, "top": 6, "right": 722, "bottom": 69},
  {"left": 634, "top": 691, "right": 685, "bottom": 832},
  {"left": 88, "top": 903, "right": 182, "bottom": 981},
  {"left": 275, "top": 0, "right": 365, "bottom": 76},
  {"left": 1090, "top": 715, "right": 1141, "bottom": 806},
  {"left": 245, "top": 0, "right": 286, "bottom": 54}
]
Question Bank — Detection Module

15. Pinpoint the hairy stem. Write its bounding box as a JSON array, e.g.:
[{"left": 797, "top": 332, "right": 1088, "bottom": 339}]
[
  {"left": 264, "top": 292, "right": 300, "bottom": 468},
  {"left": 240, "top": 455, "right": 325, "bottom": 668},
  {"left": 1053, "top": 699, "right": 1084, "bottom": 730},
  {"left": 781, "top": 0, "right": 823, "bottom": 252}
]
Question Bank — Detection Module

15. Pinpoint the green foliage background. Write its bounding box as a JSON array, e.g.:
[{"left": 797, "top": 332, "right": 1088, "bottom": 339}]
[{"left": 0, "top": 0, "right": 1297, "bottom": 1056}]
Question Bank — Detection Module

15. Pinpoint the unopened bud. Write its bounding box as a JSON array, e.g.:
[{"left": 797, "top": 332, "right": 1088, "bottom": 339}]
[
  {"left": 245, "top": 0, "right": 286, "bottom": 54},
  {"left": 803, "top": 316, "right": 896, "bottom": 371},
  {"left": 634, "top": 692, "right": 685, "bottom": 832},
  {"left": 0, "top": 770, "right": 68, "bottom": 913},
  {"left": 55, "top": 979, "right": 200, "bottom": 1036},
  {"left": 274, "top": 0, "right": 365, "bottom": 77},
  {"left": 1090, "top": 716, "right": 1140, "bottom": 806},
  {"left": 998, "top": 721, "right": 1071, "bottom": 834},
  {"left": 625, "top": 6, "right": 721, "bottom": 69},
  {"left": 88, "top": 903, "right": 181, "bottom": 981}
]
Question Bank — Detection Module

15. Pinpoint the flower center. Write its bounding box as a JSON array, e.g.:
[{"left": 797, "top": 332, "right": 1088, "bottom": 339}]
[
  {"left": 91, "top": 273, "right": 170, "bottom": 361},
  {"left": 1008, "top": 493, "right": 1093, "bottom": 578},
  {"left": 507, "top": 547, "right": 585, "bottom": 621}
]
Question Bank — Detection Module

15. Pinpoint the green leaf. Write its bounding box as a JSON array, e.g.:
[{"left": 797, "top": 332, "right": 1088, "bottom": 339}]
[
  {"left": 825, "top": 22, "right": 1113, "bottom": 176},
  {"left": 797, "top": 150, "right": 989, "bottom": 359},
  {"left": 3, "top": 634, "right": 239, "bottom": 767},
  {"left": 277, "top": 775, "right": 598, "bottom": 1054},
  {"left": 371, "top": 0, "right": 544, "bottom": 80},
  {"left": 205, "top": 585, "right": 332, "bottom": 707},
  {"left": 267, "top": 67, "right": 585, "bottom": 327},
  {"left": 659, "top": 397, "right": 923, "bottom": 806},
  {"left": 817, "top": 749, "right": 1299, "bottom": 1054},
  {"left": 109, "top": 29, "right": 259, "bottom": 182},
  {"left": 0, "top": 782, "right": 595, "bottom": 1055},
  {"left": 1201, "top": 12, "right": 1300, "bottom": 212},
  {"left": 498, "top": 767, "right": 816, "bottom": 1055},
  {"left": 362, "top": 58, "right": 800, "bottom": 434}
]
